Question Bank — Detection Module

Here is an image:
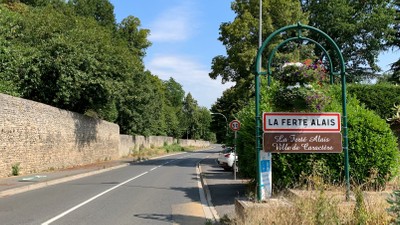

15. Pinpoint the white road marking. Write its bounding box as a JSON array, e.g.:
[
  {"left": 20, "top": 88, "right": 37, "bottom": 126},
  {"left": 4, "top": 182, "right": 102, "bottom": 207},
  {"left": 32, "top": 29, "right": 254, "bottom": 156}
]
[{"left": 41, "top": 157, "right": 180, "bottom": 225}]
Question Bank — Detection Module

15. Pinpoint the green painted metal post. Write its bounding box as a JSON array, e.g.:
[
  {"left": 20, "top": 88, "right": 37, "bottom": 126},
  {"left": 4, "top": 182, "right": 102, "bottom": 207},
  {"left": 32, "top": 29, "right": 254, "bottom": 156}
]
[
  {"left": 341, "top": 71, "right": 350, "bottom": 200},
  {"left": 255, "top": 72, "right": 262, "bottom": 201}
]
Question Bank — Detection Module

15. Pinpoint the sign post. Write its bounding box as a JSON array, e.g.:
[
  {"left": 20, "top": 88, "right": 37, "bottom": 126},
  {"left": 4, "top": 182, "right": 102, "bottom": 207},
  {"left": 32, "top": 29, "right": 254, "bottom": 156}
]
[
  {"left": 261, "top": 112, "right": 343, "bottom": 197},
  {"left": 254, "top": 23, "right": 349, "bottom": 201},
  {"left": 229, "top": 120, "right": 240, "bottom": 180}
]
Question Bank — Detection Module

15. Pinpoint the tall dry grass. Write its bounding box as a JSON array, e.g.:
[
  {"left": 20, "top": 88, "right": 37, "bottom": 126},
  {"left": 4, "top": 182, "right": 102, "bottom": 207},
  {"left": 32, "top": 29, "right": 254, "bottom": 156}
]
[{"left": 228, "top": 173, "right": 399, "bottom": 225}]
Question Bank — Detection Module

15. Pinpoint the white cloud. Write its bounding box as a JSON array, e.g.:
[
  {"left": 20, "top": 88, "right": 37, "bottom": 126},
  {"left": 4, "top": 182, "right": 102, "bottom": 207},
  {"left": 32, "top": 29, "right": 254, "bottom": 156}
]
[
  {"left": 147, "top": 54, "right": 235, "bottom": 108},
  {"left": 148, "top": 2, "right": 198, "bottom": 42}
]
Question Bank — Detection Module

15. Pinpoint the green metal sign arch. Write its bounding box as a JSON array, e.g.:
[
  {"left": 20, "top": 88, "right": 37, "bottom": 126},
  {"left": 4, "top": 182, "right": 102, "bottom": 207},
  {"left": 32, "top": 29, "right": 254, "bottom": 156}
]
[{"left": 254, "top": 22, "right": 349, "bottom": 201}]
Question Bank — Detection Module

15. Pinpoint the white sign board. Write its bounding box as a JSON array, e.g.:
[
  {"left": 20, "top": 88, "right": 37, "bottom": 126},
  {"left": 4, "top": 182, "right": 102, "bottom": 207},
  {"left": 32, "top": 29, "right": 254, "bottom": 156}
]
[{"left": 263, "top": 112, "right": 341, "bottom": 132}]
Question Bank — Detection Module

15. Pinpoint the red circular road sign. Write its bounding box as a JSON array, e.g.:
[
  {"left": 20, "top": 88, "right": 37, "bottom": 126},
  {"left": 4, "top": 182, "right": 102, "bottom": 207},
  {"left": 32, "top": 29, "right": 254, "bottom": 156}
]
[{"left": 229, "top": 120, "right": 241, "bottom": 131}]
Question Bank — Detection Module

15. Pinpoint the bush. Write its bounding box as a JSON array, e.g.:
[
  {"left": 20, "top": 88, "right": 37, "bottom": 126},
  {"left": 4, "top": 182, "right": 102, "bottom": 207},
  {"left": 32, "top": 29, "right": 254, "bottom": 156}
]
[
  {"left": 12, "top": 163, "right": 20, "bottom": 176},
  {"left": 348, "top": 83, "right": 400, "bottom": 120},
  {"left": 236, "top": 78, "right": 275, "bottom": 179},
  {"left": 387, "top": 190, "right": 400, "bottom": 224},
  {"left": 236, "top": 80, "right": 400, "bottom": 190},
  {"left": 164, "top": 143, "right": 184, "bottom": 153}
]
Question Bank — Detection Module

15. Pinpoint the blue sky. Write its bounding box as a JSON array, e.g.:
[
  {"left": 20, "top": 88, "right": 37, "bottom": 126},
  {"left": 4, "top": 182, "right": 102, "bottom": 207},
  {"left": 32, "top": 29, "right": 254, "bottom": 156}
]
[
  {"left": 109, "top": 0, "right": 235, "bottom": 109},
  {"left": 109, "top": 0, "right": 398, "bottom": 109}
]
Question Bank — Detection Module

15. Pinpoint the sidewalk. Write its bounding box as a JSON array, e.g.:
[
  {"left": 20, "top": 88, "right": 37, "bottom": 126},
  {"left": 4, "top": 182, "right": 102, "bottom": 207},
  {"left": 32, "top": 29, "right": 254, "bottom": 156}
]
[
  {"left": 199, "top": 156, "right": 249, "bottom": 220},
  {"left": 0, "top": 152, "right": 249, "bottom": 222},
  {"left": 0, "top": 159, "right": 131, "bottom": 197}
]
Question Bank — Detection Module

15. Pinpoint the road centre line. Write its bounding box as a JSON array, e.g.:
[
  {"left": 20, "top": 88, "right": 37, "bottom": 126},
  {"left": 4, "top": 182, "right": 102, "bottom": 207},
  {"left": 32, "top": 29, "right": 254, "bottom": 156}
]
[{"left": 41, "top": 157, "right": 181, "bottom": 225}]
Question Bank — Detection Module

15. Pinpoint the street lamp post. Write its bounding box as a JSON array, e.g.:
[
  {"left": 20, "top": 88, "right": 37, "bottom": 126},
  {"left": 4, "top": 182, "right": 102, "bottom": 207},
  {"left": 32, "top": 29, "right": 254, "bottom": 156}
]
[{"left": 210, "top": 112, "right": 228, "bottom": 138}]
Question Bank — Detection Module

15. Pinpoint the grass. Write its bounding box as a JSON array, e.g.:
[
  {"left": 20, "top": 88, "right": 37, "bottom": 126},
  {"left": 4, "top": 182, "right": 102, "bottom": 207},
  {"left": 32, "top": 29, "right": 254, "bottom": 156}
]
[
  {"left": 229, "top": 188, "right": 394, "bottom": 225},
  {"left": 224, "top": 173, "right": 400, "bottom": 225},
  {"left": 129, "top": 143, "right": 199, "bottom": 161}
]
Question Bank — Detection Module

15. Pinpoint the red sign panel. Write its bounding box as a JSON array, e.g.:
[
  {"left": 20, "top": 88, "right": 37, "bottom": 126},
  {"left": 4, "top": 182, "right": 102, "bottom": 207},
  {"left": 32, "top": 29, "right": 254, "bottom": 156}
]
[{"left": 229, "top": 120, "right": 240, "bottom": 131}]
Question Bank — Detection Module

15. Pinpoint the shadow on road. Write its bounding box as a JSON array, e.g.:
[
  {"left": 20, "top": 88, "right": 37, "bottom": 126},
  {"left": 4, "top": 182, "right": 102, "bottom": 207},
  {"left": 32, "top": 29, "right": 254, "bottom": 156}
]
[{"left": 134, "top": 213, "right": 206, "bottom": 225}]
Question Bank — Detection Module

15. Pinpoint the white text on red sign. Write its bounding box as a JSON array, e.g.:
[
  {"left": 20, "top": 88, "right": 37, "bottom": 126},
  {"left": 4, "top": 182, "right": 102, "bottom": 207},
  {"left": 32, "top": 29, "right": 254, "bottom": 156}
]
[{"left": 263, "top": 112, "right": 341, "bottom": 132}]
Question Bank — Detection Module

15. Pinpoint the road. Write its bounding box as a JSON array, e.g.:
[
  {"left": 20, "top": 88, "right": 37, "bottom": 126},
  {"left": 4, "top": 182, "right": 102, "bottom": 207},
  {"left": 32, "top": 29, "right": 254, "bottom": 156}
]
[{"left": 0, "top": 148, "right": 220, "bottom": 225}]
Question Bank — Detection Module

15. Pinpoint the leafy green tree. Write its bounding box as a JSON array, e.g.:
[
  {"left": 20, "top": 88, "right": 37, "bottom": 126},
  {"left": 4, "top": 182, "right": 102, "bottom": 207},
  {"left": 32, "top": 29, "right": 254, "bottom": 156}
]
[
  {"left": 388, "top": 1, "right": 400, "bottom": 82},
  {"left": 210, "top": 84, "right": 250, "bottom": 143},
  {"left": 194, "top": 107, "right": 212, "bottom": 140},
  {"left": 209, "top": 0, "right": 307, "bottom": 84},
  {"left": 68, "top": 0, "right": 115, "bottom": 28},
  {"left": 116, "top": 72, "right": 166, "bottom": 136},
  {"left": 182, "top": 93, "right": 198, "bottom": 139},
  {"left": 18, "top": 0, "right": 64, "bottom": 7},
  {"left": 209, "top": 0, "right": 308, "bottom": 135},
  {"left": 0, "top": 1, "right": 208, "bottom": 140},
  {"left": 163, "top": 78, "right": 185, "bottom": 138},
  {"left": 117, "top": 16, "right": 151, "bottom": 58},
  {"left": 164, "top": 78, "right": 185, "bottom": 108},
  {"left": 0, "top": 4, "right": 24, "bottom": 96},
  {"left": 301, "top": 0, "right": 398, "bottom": 82},
  {"left": 12, "top": 5, "right": 123, "bottom": 121}
]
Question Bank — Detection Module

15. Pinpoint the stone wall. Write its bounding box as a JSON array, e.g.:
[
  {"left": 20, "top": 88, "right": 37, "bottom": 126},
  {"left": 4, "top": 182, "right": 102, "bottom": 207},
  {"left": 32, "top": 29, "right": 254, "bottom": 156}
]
[
  {"left": 0, "top": 93, "right": 211, "bottom": 178},
  {"left": 178, "top": 139, "right": 210, "bottom": 148},
  {"left": 0, "top": 94, "right": 120, "bottom": 177},
  {"left": 118, "top": 136, "right": 210, "bottom": 157},
  {"left": 119, "top": 135, "right": 176, "bottom": 156}
]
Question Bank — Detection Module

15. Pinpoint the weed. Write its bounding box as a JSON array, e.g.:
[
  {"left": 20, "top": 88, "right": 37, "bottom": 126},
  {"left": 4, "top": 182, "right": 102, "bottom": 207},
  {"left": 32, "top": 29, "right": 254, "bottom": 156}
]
[
  {"left": 353, "top": 187, "right": 368, "bottom": 224},
  {"left": 11, "top": 163, "right": 20, "bottom": 176},
  {"left": 387, "top": 189, "right": 400, "bottom": 224},
  {"left": 219, "top": 214, "right": 232, "bottom": 225},
  {"left": 204, "top": 219, "right": 213, "bottom": 225}
]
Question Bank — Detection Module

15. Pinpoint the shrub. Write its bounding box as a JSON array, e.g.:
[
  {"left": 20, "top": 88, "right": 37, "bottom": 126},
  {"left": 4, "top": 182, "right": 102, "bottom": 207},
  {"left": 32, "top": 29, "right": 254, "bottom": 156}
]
[
  {"left": 236, "top": 78, "right": 275, "bottom": 178},
  {"left": 387, "top": 190, "right": 400, "bottom": 224},
  {"left": 236, "top": 80, "right": 400, "bottom": 190},
  {"left": 348, "top": 83, "right": 400, "bottom": 120},
  {"left": 164, "top": 143, "right": 184, "bottom": 153},
  {"left": 12, "top": 163, "right": 20, "bottom": 176}
]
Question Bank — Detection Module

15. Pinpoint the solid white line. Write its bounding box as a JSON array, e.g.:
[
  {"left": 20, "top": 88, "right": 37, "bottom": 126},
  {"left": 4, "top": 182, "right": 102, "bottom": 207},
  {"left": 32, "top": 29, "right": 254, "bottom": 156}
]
[
  {"left": 41, "top": 171, "right": 149, "bottom": 225},
  {"left": 197, "top": 157, "right": 219, "bottom": 222},
  {"left": 42, "top": 155, "right": 191, "bottom": 225}
]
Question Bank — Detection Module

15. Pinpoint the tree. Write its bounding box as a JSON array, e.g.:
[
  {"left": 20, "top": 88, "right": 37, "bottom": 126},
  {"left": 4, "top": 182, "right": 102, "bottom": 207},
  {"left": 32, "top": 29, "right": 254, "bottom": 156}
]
[
  {"left": 389, "top": 1, "right": 400, "bottom": 81},
  {"left": 117, "top": 16, "right": 151, "bottom": 58},
  {"left": 195, "top": 107, "right": 213, "bottom": 141},
  {"left": 163, "top": 78, "right": 185, "bottom": 138},
  {"left": 164, "top": 78, "right": 185, "bottom": 108},
  {"left": 301, "top": 0, "right": 398, "bottom": 82},
  {"left": 182, "top": 93, "right": 198, "bottom": 139},
  {"left": 0, "top": 1, "right": 207, "bottom": 139},
  {"left": 68, "top": 0, "right": 115, "bottom": 28},
  {"left": 209, "top": 0, "right": 308, "bottom": 84},
  {"left": 209, "top": 0, "right": 308, "bottom": 125}
]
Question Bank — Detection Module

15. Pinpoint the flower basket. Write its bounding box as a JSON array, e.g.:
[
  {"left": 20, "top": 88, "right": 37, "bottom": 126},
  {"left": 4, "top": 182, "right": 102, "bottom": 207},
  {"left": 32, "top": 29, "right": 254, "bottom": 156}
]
[{"left": 273, "top": 60, "right": 330, "bottom": 112}]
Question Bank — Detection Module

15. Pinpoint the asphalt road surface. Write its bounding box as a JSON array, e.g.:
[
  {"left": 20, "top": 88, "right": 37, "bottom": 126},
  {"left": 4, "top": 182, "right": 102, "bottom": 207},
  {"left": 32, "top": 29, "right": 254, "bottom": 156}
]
[{"left": 0, "top": 148, "right": 220, "bottom": 225}]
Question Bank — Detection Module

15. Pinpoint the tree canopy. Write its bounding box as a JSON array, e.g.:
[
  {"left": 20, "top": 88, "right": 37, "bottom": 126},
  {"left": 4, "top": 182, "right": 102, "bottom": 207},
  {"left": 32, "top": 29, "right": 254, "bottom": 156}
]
[
  {"left": 209, "top": 0, "right": 399, "bottom": 138},
  {"left": 0, "top": 1, "right": 214, "bottom": 141}
]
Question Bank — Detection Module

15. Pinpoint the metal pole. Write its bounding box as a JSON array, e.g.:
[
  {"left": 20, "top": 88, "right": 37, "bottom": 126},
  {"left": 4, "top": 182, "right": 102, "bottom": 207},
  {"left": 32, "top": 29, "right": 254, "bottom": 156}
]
[
  {"left": 234, "top": 131, "right": 237, "bottom": 180},
  {"left": 255, "top": 0, "right": 263, "bottom": 202},
  {"left": 211, "top": 112, "right": 228, "bottom": 137}
]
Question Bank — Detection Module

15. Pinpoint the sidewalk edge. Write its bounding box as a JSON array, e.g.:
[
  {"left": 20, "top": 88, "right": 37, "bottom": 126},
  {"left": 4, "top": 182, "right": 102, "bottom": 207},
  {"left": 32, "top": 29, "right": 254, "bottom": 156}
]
[{"left": 197, "top": 161, "right": 220, "bottom": 222}]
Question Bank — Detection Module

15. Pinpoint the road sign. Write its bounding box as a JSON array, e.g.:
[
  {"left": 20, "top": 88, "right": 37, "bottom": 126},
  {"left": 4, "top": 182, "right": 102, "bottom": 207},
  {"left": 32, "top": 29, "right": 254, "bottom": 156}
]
[
  {"left": 263, "top": 112, "right": 341, "bottom": 132},
  {"left": 229, "top": 120, "right": 240, "bottom": 131},
  {"left": 263, "top": 132, "right": 342, "bottom": 153}
]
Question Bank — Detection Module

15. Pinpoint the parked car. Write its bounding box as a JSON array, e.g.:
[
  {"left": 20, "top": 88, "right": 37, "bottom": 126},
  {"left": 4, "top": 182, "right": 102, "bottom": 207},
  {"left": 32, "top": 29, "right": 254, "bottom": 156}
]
[{"left": 217, "top": 147, "right": 238, "bottom": 171}]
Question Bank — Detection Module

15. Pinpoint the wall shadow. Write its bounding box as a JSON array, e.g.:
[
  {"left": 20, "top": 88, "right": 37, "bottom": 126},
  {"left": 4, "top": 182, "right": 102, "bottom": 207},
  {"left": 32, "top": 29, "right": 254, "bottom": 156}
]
[{"left": 71, "top": 112, "right": 100, "bottom": 149}]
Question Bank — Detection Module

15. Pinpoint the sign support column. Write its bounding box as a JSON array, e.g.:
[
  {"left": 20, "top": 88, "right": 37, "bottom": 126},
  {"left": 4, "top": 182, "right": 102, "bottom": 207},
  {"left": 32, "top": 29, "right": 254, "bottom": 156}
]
[{"left": 230, "top": 120, "right": 241, "bottom": 181}]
